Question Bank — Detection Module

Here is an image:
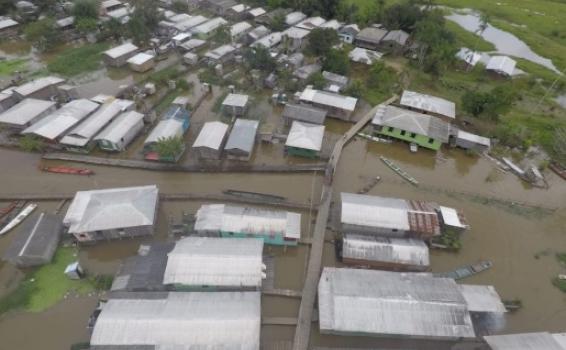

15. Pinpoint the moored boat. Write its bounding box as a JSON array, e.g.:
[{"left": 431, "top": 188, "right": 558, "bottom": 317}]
[
  {"left": 0, "top": 203, "right": 38, "bottom": 235},
  {"left": 380, "top": 156, "right": 419, "bottom": 186},
  {"left": 433, "top": 260, "right": 493, "bottom": 280},
  {"left": 41, "top": 165, "right": 94, "bottom": 176}
]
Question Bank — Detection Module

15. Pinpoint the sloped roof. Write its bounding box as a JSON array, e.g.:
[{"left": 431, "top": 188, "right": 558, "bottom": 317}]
[
  {"left": 205, "top": 44, "right": 237, "bottom": 60},
  {"left": 459, "top": 284, "right": 507, "bottom": 313},
  {"left": 13, "top": 76, "right": 65, "bottom": 97},
  {"left": 319, "top": 19, "right": 342, "bottom": 30},
  {"left": 371, "top": 104, "right": 450, "bottom": 143},
  {"left": 382, "top": 29, "right": 409, "bottom": 45},
  {"left": 248, "top": 7, "right": 266, "bottom": 17},
  {"left": 285, "top": 121, "right": 325, "bottom": 151},
  {"left": 283, "top": 26, "right": 310, "bottom": 39},
  {"left": 252, "top": 32, "right": 282, "bottom": 48},
  {"left": 176, "top": 15, "right": 209, "bottom": 31},
  {"left": 63, "top": 185, "right": 158, "bottom": 233},
  {"left": 282, "top": 104, "right": 327, "bottom": 124},
  {"left": 192, "top": 121, "right": 229, "bottom": 150},
  {"left": 486, "top": 56, "right": 517, "bottom": 76},
  {"left": 90, "top": 292, "right": 261, "bottom": 350},
  {"left": 94, "top": 110, "right": 144, "bottom": 144},
  {"left": 222, "top": 93, "right": 249, "bottom": 107},
  {"left": 0, "top": 98, "right": 55, "bottom": 127},
  {"left": 144, "top": 119, "right": 184, "bottom": 145},
  {"left": 484, "top": 332, "right": 566, "bottom": 350},
  {"left": 318, "top": 268, "right": 476, "bottom": 339},
  {"left": 400, "top": 90, "right": 456, "bottom": 119},
  {"left": 22, "top": 99, "right": 99, "bottom": 140},
  {"left": 348, "top": 47, "right": 383, "bottom": 65},
  {"left": 285, "top": 11, "right": 306, "bottom": 26},
  {"left": 163, "top": 237, "right": 264, "bottom": 287},
  {"left": 457, "top": 129, "right": 491, "bottom": 147},
  {"left": 248, "top": 25, "right": 270, "bottom": 40},
  {"left": 192, "top": 17, "right": 228, "bottom": 34},
  {"left": 231, "top": 21, "right": 252, "bottom": 36},
  {"left": 104, "top": 43, "right": 138, "bottom": 59},
  {"left": 225, "top": 118, "right": 258, "bottom": 153},
  {"left": 181, "top": 38, "right": 207, "bottom": 51},
  {"left": 456, "top": 47, "right": 482, "bottom": 66},
  {"left": 295, "top": 16, "right": 326, "bottom": 30},
  {"left": 356, "top": 27, "right": 387, "bottom": 43},
  {"left": 127, "top": 52, "right": 154, "bottom": 65},
  {"left": 300, "top": 88, "right": 357, "bottom": 112},
  {"left": 0, "top": 17, "right": 18, "bottom": 30}
]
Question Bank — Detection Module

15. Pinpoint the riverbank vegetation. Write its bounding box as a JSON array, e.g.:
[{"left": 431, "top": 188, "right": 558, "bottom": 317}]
[
  {"left": 0, "top": 58, "right": 27, "bottom": 76},
  {"left": 46, "top": 43, "right": 110, "bottom": 77}
]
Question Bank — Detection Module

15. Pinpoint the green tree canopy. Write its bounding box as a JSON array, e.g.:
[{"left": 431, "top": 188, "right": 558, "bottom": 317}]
[
  {"left": 306, "top": 28, "right": 339, "bottom": 57},
  {"left": 382, "top": 1, "right": 423, "bottom": 32},
  {"left": 323, "top": 48, "right": 350, "bottom": 75},
  {"left": 244, "top": 46, "right": 276, "bottom": 72},
  {"left": 171, "top": 0, "right": 189, "bottom": 13},
  {"left": 306, "top": 72, "right": 326, "bottom": 90},
  {"left": 73, "top": 0, "right": 98, "bottom": 20},
  {"left": 24, "top": 18, "right": 60, "bottom": 51},
  {"left": 413, "top": 9, "right": 457, "bottom": 75},
  {"left": 128, "top": 0, "right": 162, "bottom": 45},
  {"left": 462, "top": 86, "right": 516, "bottom": 121},
  {"left": 154, "top": 136, "right": 185, "bottom": 161},
  {"left": 270, "top": 12, "right": 286, "bottom": 31}
]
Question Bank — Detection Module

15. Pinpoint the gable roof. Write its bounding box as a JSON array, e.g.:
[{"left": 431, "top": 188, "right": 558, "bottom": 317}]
[
  {"left": 282, "top": 104, "right": 327, "bottom": 124},
  {"left": 285, "top": 121, "right": 325, "bottom": 151},
  {"left": 192, "top": 121, "right": 229, "bottom": 150},
  {"left": 400, "top": 90, "right": 456, "bottom": 119},
  {"left": 94, "top": 110, "right": 144, "bottom": 144},
  {"left": 225, "top": 118, "right": 258, "bottom": 153},
  {"left": 0, "top": 98, "right": 55, "bottom": 127}
]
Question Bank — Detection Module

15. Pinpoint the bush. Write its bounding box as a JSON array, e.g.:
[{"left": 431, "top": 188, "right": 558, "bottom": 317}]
[
  {"left": 306, "top": 28, "right": 339, "bottom": 57},
  {"left": 72, "top": 0, "right": 98, "bottom": 20},
  {"left": 19, "top": 135, "right": 45, "bottom": 152},
  {"left": 306, "top": 72, "right": 326, "bottom": 90},
  {"left": 462, "top": 86, "right": 517, "bottom": 121},
  {"left": 345, "top": 79, "right": 363, "bottom": 98},
  {"left": 24, "top": 18, "right": 60, "bottom": 51},
  {"left": 322, "top": 48, "right": 350, "bottom": 75},
  {"left": 171, "top": 0, "right": 189, "bottom": 12}
]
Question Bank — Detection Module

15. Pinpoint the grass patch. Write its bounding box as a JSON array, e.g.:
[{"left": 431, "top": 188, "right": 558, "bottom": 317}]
[
  {"left": 0, "top": 247, "right": 95, "bottom": 314},
  {"left": 47, "top": 42, "right": 110, "bottom": 77},
  {"left": 445, "top": 21, "right": 496, "bottom": 52},
  {"left": 0, "top": 58, "right": 27, "bottom": 76},
  {"left": 557, "top": 253, "right": 566, "bottom": 265},
  {"left": 552, "top": 277, "right": 566, "bottom": 293}
]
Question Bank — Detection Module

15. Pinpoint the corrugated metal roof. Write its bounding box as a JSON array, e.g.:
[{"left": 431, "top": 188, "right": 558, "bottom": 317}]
[
  {"left": 22, "top": 99, "right": 99, "bottom": 140},
  {"left": 285, "top": 11, "right": 306, "bottom": 26},
  {"left": 382, "top": 29, "right": 409, "bottom": 45},
  {"left": 163, "top": 237, "right": 264, "bottom": 287},
  {"left": 90, "top": 292, "right": 261, "bottom": 349},
  {"left": 94, "top": 110, "right": 144, "bottom": 144},
  {"left": 439, "top": 206, "right": 468, "bottom": 229},
  {"left": 223, "top": 93, "right": 249, "bottom": 108},
  {"left": 248, "top": 25, "right": 270, "bottom": 40},
  {"left": 282, "top": 104, "right": 327, "bottom": 124},
  {"left": 285, "top": 121, "right": 325, "bottom": 151},
  {"left": 176, "top": 15, "right": 209, "bottom": 31},
  {"left": 318, "top": 268, "right": 476, "bottom": 339},
  {"left": 456, "top": 47, "right": 482, "bottom": 66},
  {"left": 192, "top": 17, "right": 228, "bottom": 34},
  {"left": 181, "top": 38, "right": 207, "bottom": 51},
  {"left": 13, "top": 76, "right": 65, "bottom": 97},
  {"left": 205, "top": 44, "right": 237, "bottom": 60},
  {"left": 248, "top": 7, "right": 266, "bottom": 17},
  {"left": 486, "top": 56, "right": 516, "bottom": 76},
  {"left": 342, "top": 234, "right": 429, "bottom": 268},
  {"left": 56, "top": 16, "right": 74, "bottom": 28},
  {"left": 104, "top": 43, "right": 138, "bottom": 59},
  {"left": 457, "top": 129, "right": 491, "bottom": 147},
  {"left": 484, "top": 332, "right": 566, "bottom": 350},
  {"left": 101, "top": 0, "right": 122, "bottom": 9},
  {"left": 60, "top": 99, "right": 131, "bottom": 147},
  {"left": 225, "top": 118, "right": 258, "bottom": 153},
  {"left": 231, "top": 21, "right": 252, "bottom": 36},
  {"left": 459, "top": 285, "right": 507, "bottom": 313},
  {"left": 300, "top": 88, "right": 357, "bottom": 112},
  {"left": 295, "top": 16, "right": 326, "bottom": 30},
  {"left": 231, "top": 4, "right": 249, "bottom": 13},
  {"left": 192, "top": 121, "right": 229, "bottom": 150},
  {"left": 127, "top": 52, "right": 154, "bottom": 65},
  {"left": 63, "top": 185, "right": 158, "bottom": 234},
  {"left": 319, "top": 19, "right": 342, "bottom": 30},
  {"left": 144, "top": 119, "right": 184, "bottom": 146},
  {"left": 283, "top": 26, "right": 310, "bottom": 39},
  {"left": 170, "top": 13, "right": 192, "bottom": 23},
  {"left": 0, "top": 17, "right": 18, "bottom": 30},
  {"left": 357, "top": 27, "right": 387, "bottom": 43},
  {"left": 194, "top": 204, "right": 301, "bottom": 240},
  {"left": 252, "top": 32, "right": 282, "bottom": 48},
  {"left": 400, "top": 90, "right": 456, "bottom": 119},
  {"left": 371, "top": 104, "right": 450, "bottom": 143},
  {"left": 0, "top": 98, "right": 55, "bottom": 126}
]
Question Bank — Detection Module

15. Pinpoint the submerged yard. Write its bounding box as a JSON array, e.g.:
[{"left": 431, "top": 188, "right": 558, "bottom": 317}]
[{"left": 46, "top": 42, "right": 110, "bottom": 77}]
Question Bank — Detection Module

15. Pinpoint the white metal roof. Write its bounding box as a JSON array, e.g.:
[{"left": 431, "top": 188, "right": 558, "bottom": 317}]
[
  {"left": 163, "top": 237, "right": 264, "bottom": 287},
  {"left": 283, "top": 26, "right": 310, "bottom": 39},
  {"left": 485, "top": 333, "right": 566, "bottom": 350},
  {"left": 181, "top": 38, "right": 207, "bottom": 51},
  {"left": 90, "top": 292, "right": 260, "bottom": 350},
  {"left": 13, "top": 76, "right": 65, "bottom": 97},
  {"left": 486, "top": 56, "right": 517, "bottom": 76},
  {"left": 195, "top": 204, "right": 301, "bottom": 240},
  {"left": 175, "top": 15, "right": 209, "bottom": 31},
  {"left": 382, "top": 29, "right": 409, "bottom": 45},
  {"left": 248, "top": 7, "right": 266, "bottom": 17},
  {"left": 285, "top": 11, "right": 306, "bottom": 26},
  {"left": 439, "top": 206, "right": 468, "bottom": 229},
  {"left": 456, "top": 47, "right": 482, "bottom": 66},
  {"left": 192, "top": 17, "right": 228, "bottom": 34},
  {"left": 225, "top": 118, "right": 258, "bottom": 153},
  {"left": 144, "top": 118, "right": 184, "bottom": 145},
  {"left": 285, "top": 121, "right": 325, "bottom": 151},
  {"left": 459, "top": 284, "right": 507, "bottom": 313},
  {"left": 64, "top": 185, "right": 158, "bottom": 234},
  {"left": 222, "top": 93, "right": 249, "bottom": 108},
  {"left": 248, "top": 25, "right": 270, "bottom": 40},
  {"left": 22, "top": 99, "right": 99, "bottom": 140},
  {"left": 319, "top": 19, "right": 342, "bottom": 30},
  {"left": 300, "top": 87, "right": 357, "bottom": 112},
  {"left": 457, "top": 129, "right": 491, "bottom": 147},
  {"left": 56, "top": 16, "right": 74, "bottom": 28},
  {"left": 252, "top": 32, "right": 281, "bottom": 48},
  {"left": 60, "top": 99, "right": 131, "bottom": 147},
  {"left": 230, "top": 3, "right": 249, "bottom": 13},
  {"left": 94, "top": 110, "right": 144, "bottom": 144},
  {"left": 205, "top": 44, "right": 236, "bottom": 60},
  {"left": 342, "top": 234, "right": 429, "bottom": 268},
  {"left": 101, "top": 0, "right": 123, "bottom": 9},
  {"left": 106, "top": 7, "right": 130, "bottom": 20},
  {"left": 172, "top": 32, "right": 192, "bottom": 43},
  {"left": 192, "top": 121, "right": 229, "bottom": 150},
  {"left": 341, "top": 192, "right": 411, "bottom": 231},
  {"left": 0, "top": 17, "right": 18, "bottom": 30},
  {"left": 127, "top": 52, "right": 155, "bottom": 65},
  {"left": 169, "top": 13, "right": 192, "bottom": 23},
  {"left": 295, "top": 16, "right": 326, "bottom": 30},
  {"left": 104, "top": 43, "right": 138, "bottom": 59},
  {"left": 349, "top": 47, "right": 383, "bottom": 65},
  {"left": 318, "top": 268, "right": 476, "bottom": 339},
  {"left": 400, "top": 90, "right": 456, "bottom": 119},
  {"left": 0, "top": 98, "right": 55, "bottom": 127},
  {"left": 230, "top": 21, "right": 252, "bottom": 36}
]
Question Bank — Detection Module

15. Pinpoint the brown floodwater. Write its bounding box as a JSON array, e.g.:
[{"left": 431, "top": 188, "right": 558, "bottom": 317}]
[{"left": 0, "top": 63, "right": 565, "bottom": 349}]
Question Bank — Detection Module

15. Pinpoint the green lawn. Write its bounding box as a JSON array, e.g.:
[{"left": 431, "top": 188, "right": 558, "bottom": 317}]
[
  {"left": 0, "top": 247, "right": 95, "bottom": 314},
  {"left": 47, "top": 42, "right": 110, "bottom": 77},
  {"left": 445, "top": 21, "right": 495, "bottom": 52},
  {"left": 0, "top": 58, "right": 27, "bottom": 76}
]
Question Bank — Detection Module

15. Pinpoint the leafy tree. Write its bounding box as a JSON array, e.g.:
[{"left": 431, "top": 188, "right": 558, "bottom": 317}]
[
  {"left": 244, "top": 47, "right": 276, "bottom": 72},
  {"left": 24, "top": 18, "right": 60, "bottom": 51},
  {"left": 306, "top": 28, "right": 339, "bottom": 57},
  {"left": 270, "top": 12, "right": 286, "bottom": 31},
  {"left": 345, "top": 79, "right": 364, "bottom": 98},
  {"left": 366, "top": 61, "right": 396, "bottom": 90},
  {"left": 19, "top": 135, "right": 45, "bottom": 152},
  {"left": 323, "top": 48, "right": 350, "bottom": 75},
  {"left": 73, "top": 0, "right": 98, "bottom": 20},
  {"left": 413, "top": 9, "right": 457, "bottom": 75},
  {"left": 128, "top": 0, "right": 162, "bottom": 45},
  {"left": 336, "top": 2, "right": 358, "bottom": 23},
  {"left": 154, "top": 136, "right": 184, "bottom": 161},
  {"left": 306, "top": 72, "right": 326, "bottom": 90},
  {"left": 171, "top": 0, "right": 189, "bottom": 13},
  {"left": 100, "top": 18, "right": 123, "bottom": 41},
  {"left": 462, "top": 86, "right": 516, "bottom": 121},
  {"left": 383, "top": 1, "right": 423, "bottom": 32},
  {"left": 212, "top": 25, "right": 230, "bottom": 44},
  {"left": 76, "top": 17, "right": 98, "bottom": 34},
  {"left": 0, "top": 0, "right": 15, "bottom": 15}
]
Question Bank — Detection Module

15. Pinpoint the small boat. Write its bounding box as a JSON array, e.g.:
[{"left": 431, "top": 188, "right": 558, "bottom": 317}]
[
  {"left": 0, "top": 203, "right": 37, "bottom": 235},
  {"left": 357, "top": 132, "right": 392, "bottom": 144},
  {"left": 380, "top": 156, "right": 419, "bottom": 186},
  {"left": 433, "top": 260, "right": 493, "bottom": 280},
  {"left": 41, "top": 165, "right": 94, "bottom": 176},
  {"left": 223, "top": 189, "right": 286, "bottom": 202},
  {"left": 549, "top": 162, "right": 566, "bottom": 180},
  {"left": 503, "top": 299, "right": 522, "bottom": 312}
]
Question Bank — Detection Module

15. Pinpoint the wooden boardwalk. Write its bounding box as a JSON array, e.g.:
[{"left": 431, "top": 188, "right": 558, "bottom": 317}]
[
  {"left": 42, "top": 153, "right": 326, "bottom": 173},
  {"left": 292, "top": 97, "right": 397, "bottom": 350}
]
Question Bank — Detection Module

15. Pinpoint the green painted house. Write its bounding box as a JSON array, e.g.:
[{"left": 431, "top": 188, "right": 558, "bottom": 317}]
[
  {"left": 371, "top": 104, "right": 450, "bottom": 151},
  {"left": 285, "top": 121, "right": 325, "bottom": 159}
]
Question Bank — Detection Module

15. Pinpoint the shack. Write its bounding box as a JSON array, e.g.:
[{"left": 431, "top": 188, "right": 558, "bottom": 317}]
[
  {"left": 22, "top": 99, "right": 99, "bottom": 142},
  {"left": 285, "top": 11, "right": 306, "bottom": 26},
  {"left": 2, "top": 213, "right": 62, "bottom": 267},
  {"left": 484, "top": 332, "right": 566, "bottom": 350},
  {"left": 12, "top": 76, "right": 65, "bottom": 101},
  {"left": 0, "top": 92, "right": 17, "bottom": 113},
  {"left": 0, "top": 16, "right": 19, "bottom": 37},
  {"left": 247, "top": 7, "right": 266, "bottom": 19},
  {"left": 60, "top": 99, "right": 134, "bottom": 152},
  {"left": 455, "top": 129, "right": 491, "bottom": 153},
  {"left": 246, "top": 25, "right": 270, "bottom": 44},
  {"left": 102, "top": 43, "right": 139, "bottom": 67},
  {"left": 340, "top": 234, "right": 430, "bottom": 272},
  {"left": 222, "top": 93, "right": 249, "bottom": 117},
  {"left": 295, "top": 16, "right": 326, "bottom": 30},
  {"left": 163, "top": 237, "right": 265, "bottom": 290},
  {"left": 127, "top": 52, "right": 156, "bottom": 72},
  {"left": 285, "top": 121, "right": 325, "bottom": 158},
  {"left": 174, "top": 16, "right": 209, "bottom": 32},
  {"left": 63, "top": 185, "right": 159, "bottom": 243},
  {"left": 340, "top": 192, "right": 441, "bottom": 239},
  {"left": 224, "top": 118, "right": 258, "bottom": 161},
  {"left": 282, "top": 27, "right": 310, "bottom": 52},
  {"left": 299, "top": 87, "right": 358, "bottom": 121},
  {"left": 399, "top": 90, "right": 456, "bottom": 122},
  {"left": 192, "top": 121, "right": 229, "bottom": 159},
  {"left": 143, "top": 105, "right": 190, "bottom": 162},
  {"left": 191, "top": 17, "right": 228, "bottom": 39},
  {"left": 204, "top": 44, "right": 237, "bottom": 65},
  {"left": 0, "top": 98, "right": 56, "bottom": 130},
  {"left": 320, "top": 19, "right": 342, "bottom": 30},
  {"left": 180, "top": 38, "right": 207, "bottom": 52},
  {"left": 230, "top": 21, "right": 253, "bottom": 42},
  {"left": 89, "top": 292, "right": 260, "bottom": 350},
  {"left": 456, "top": 48, "right": 482, "bottom": 68},
  {"left": 355, "top": 27, "right": 387, "bottom": 50},
  {"left": 318, "top": 268, "right": 504, "bottom": 340},
  {"left": 95, "top": 110, "right": 145, "bottom": 152},
  {"left": 204, "top": 0, "right": 237, "bottom": 16},
  {"left": 371, "top": 104, "right": 450, "bottom": 151},
  {"left": 293, "top": 63, "right": 321, "bottom": 81},
  {"left": 379, "top": 29, "right": 409, "bottom": 53},
  {"left": 281, "top": 103, "right": 327, "bottom": 126},
  {"left": 194, "top": 204, "right": 301, "bottom": 246},
  {"left": 322, "top": 71, "right": 349, "bottom": 93},
  {"left": 339, "top": 24, "right": 360, "bottom": 44},
  {"left": 227, "top": 3, "right": 250, "bottom": 20},
  {"left": 100, "top": 0, "right": 125, "bottom": 14},
  {"left": 251, "top": 32, "right": 282, "bottom": 48},
  {"left": 486, "top": 56, "right": 516, "bottom": 77},
  {"left": 172, "top": 32, "right": 192, "bottom": 46}
]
